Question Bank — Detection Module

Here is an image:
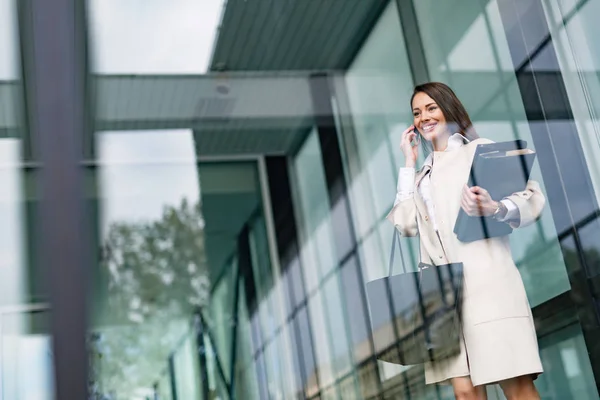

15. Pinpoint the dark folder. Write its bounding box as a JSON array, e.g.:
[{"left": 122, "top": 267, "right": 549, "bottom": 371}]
[{"left": 453, "top": 140, "right": 537, "bottom": 242}]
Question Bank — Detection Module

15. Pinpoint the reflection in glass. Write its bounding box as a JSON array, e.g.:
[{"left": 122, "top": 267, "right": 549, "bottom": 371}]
[
  {"left": 173, "top": 332, "right": 202, "bottom": 399},
  {"left": 1, "top": 309, "right": 53, "bottom": 400},
  {"left": 0, "top": 1, "right": 50, "bottom": 398},
  {"left": 81, "top": 0, "right": 600, "bottom": 398},
  {"left": 92, "top": 130, "right": 207, "bottom": 396},
  {"left": 537, "top": 324, "right": 600, "bottom": 399}
]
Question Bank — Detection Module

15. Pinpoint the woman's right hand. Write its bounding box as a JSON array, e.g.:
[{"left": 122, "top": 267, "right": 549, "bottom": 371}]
[{"left": 400, "top": 125, "right": 419, "bottom": 168}]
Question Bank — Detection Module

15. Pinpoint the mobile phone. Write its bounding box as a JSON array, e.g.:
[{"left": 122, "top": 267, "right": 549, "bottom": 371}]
[{"left": 411, "top": 127, "right": 420, "bottom": 147}]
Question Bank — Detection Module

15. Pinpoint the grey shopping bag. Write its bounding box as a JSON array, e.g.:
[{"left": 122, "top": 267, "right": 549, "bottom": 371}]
[{"left": 365, "top": 228, "right": 464, "bottom": 365}]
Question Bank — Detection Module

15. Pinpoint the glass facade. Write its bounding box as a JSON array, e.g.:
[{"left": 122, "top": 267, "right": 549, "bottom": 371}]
[{"left": 3, "top": 0, "right": 600, "bottom": 398}]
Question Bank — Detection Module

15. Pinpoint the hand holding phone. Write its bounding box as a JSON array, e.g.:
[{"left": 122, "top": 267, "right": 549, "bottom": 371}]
[
  {"left": 411, "top": 127, "right": 421, "bottom": 147},
  {"left": 400, "top": 125, "right": 419, "bottom": 168}
]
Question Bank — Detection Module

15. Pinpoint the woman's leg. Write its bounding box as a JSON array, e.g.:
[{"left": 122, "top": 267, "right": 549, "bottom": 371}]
[
  {"left": 499, "top": 375, "right": 540, "bottom": 400},
  {"left": 451, "top": 376, "right": 487, "bottom": 400}
]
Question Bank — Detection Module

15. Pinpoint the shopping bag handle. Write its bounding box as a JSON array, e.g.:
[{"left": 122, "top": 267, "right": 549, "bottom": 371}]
[{"left": 388, "top": 228, "right": 415, "bottom": 277}]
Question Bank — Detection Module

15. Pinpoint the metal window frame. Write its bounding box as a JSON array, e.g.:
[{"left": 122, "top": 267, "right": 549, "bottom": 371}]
[{"left": 18, "top": 0, "right": 91, "bottom": 399}]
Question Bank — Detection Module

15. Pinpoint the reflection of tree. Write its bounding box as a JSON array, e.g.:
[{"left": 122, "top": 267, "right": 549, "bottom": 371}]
[{"left": 91, "top": 199, "right": 210, "bottom": 398}]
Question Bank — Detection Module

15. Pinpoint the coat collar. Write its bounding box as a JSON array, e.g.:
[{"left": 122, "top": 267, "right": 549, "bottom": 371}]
[
  {"left": 422, "top": 132, "right": 468, "bottom": 168},
  {"left": 415, "top": 133, "right": 466, "bottom": 186},
  {"left": 413, "top": 133, "right": 468, "bottom": 222}
]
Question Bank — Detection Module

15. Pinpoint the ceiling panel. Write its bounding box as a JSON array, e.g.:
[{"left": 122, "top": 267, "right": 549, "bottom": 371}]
[{"left": 209, "top": 0, "right": 388, "bottom": 71}]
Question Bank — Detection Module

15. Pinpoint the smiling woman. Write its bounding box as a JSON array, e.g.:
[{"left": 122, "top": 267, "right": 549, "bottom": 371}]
[
  {"left": 411, "top": 82, "right": 479, "bottom": 152},
  {"left": 70, "top": 0, "right": 600, "bottom": 398},
  {"left": 390, "top": 82, "right": 545, "bottom": 399}
]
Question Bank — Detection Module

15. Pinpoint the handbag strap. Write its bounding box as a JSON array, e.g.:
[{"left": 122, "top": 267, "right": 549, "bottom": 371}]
[{"left": 388, "top": 228, "right": 422, "bottom": 277}]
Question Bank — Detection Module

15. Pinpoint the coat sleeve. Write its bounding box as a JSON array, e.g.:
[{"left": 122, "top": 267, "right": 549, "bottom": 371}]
[
  {"left": 503, "top": 180, "right": 545, "bottom": 229},
  {"left": 386, "top": 198, "right": 419, "bottom": 236}
]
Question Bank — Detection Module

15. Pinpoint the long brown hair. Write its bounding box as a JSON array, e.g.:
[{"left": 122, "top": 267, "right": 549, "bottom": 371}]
[{"left": 410, "top": 82, "right": 479, "bottom": 143}]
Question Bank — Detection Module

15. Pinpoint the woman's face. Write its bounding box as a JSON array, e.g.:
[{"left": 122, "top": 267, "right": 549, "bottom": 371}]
[{"left": 412, "top": 91, "right": 449, "bottom": 143}]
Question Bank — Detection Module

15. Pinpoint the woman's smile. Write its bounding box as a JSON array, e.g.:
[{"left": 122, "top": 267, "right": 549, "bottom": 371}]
[
  {"left": 421, "top": 122, "right": 437, "bottom": 133},
  {"left": 412, "top": 91, "right": 448, "bottom": 146}
]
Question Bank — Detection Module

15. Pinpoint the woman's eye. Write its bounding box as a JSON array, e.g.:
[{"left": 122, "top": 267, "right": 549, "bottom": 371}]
[{"left": 428, "top": 106, "right": 437, "bottom": 112}]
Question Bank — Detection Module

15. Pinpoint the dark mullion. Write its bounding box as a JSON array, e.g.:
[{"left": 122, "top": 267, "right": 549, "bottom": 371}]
[
  {"left": 195, "top": 310, "right": 211, "bottom": 400},
  {"left": 18, "top": 0, "right": 91, "bottom": 399},
  {"left": 394, "top": 0, "right": 430, "bottom": 85},
  {"left": 229, "top": 226, "right": 249, "bottom": 399},
  {"left": 168, "top": 355, "right": 179, "bottom": 400},
  {"left": 265, "top": 156, "right": 321, "bottom": 398}
]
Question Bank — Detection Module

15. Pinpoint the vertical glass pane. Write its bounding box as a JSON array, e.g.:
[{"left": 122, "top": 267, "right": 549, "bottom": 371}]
[
  {"left": 173, "top": 331, "right": 202, "bottom": 399},
  {"left": 1, "top": 310, "right": 53, "bottom": 400},
  {"left": 79, "top": 0, "right": 600, "bottom": 398},
  {"left": 0, "top": 0, "right": 28, "bottom": 318},
  {"left": 234, "top": 280, "right": 260, "bottom": 400},
  {"left": 209, "top": 257, "right": 237, "bottom": 383},
  {"left": 537, "top": 324, "right": 600, "bottom": 399},
  {"left": 291, "top": 129, "right": 338, "bottom": 283},
  {"left": 0, "top": 0, "right": 52, "bottom": 398},
  {"left": 542, "top": 0, "right": 600, "bottom": 277},
  {"left": 340, "top": 256, "right": 371, "bottom": 363},
  {"left": 264, "top": 339, "right": 284, "bottom": 399},
  {"left": 357, "top": 361, "right": 380, "bottom": 399},
  {"left": 157, "top": 372, "right": 173, "bottom": 400},
  {"left": 413, "top": 0, "right": 571, "bottom": 306},
  {"left": 297, "top": 307, "right": 318, "bottom": 398},
  {"left": 91, "top": 130, "right": 205, "bottom": 397},
  {"left": 322, "top": 274, "right": 352, "bottom": 378},
  {"left": 342, "top": 0, "right": 414, "bottom": 228},
  {"left": 307, "top": 290, "right": 334, "bottom": 389}
]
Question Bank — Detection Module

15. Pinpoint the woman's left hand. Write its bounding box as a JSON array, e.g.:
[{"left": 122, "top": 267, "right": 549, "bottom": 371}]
[{"left": 461, "top": 184, "right": 498, "bottom": 217}]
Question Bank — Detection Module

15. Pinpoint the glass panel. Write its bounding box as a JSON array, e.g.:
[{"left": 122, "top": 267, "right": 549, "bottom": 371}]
[
  {"left": 208, "top": 257, "right": 237, "bottom": 383},
  {"left": 412, "top": 0, "right": 570, "bottom": 308},
  {"left": 296, "top": 307, "right": 318, "bottom": 397},
  {"left": 339, "top": 255, "right": 371, "bottom": 363},
  {"left": 322, "top": 274, "right": 352, "bottom": 379},
  {"left": 264, "top": 339, "right": 284, "bottom": 399},
  {"left": 173, "top": 331, "right": 202, "bottom": 399},
  {"left": 1, "top": 310, "right": 53, "bottom": 400},
  {"left": 307, "top": 290, "right": 334, "bottom": 389},
  {"left": 291, "top": 128, "right": 338, "bottom": 283},
  {"left": 537, "top": 324, "right": 600, "bottom": 399},
  {"left": 342, "top": 0, "right": 414, "bottom": 228},
  {"left": 0, "top": 0, "right": 28, "bottom": 311},
  {"left": 542, "top": 0, "right": 600, "bottom": 277},
  {"left": 89, "top": 126, "right": 268, "bottom": 396},
  {"left": 339, "top": 374, "right": 358, "bottom": 399},
  {"left": 357, "top": 361, "right": 380, "bottom": 399},
  {"left": 157, "top": 372, "right": 172, "bottom": 400},
  {"left": 0, "top": 1, "right": 51, "bottom": 398},
  {"left": 83, "top": 0, "right": 600, "bottom": 398},
  {"left": 91, "top": 130, "right": 205, "bottom": 397},
  {"left": 234, "top": 279, "right": 260, "bottom": 400}
]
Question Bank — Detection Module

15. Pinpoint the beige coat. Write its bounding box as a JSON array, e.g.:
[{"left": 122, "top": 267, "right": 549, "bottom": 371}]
[{"left": 386, "top": 138, "right": 544, "bottom": 386}]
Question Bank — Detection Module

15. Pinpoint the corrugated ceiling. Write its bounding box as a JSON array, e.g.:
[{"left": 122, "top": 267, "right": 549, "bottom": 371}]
[{"left": 209, "top": 0, "right": 389, "bottom": 71}]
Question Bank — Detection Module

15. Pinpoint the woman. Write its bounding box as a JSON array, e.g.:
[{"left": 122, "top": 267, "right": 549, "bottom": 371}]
[{"left": 387, "top": 82, "right": 544, "bottom": 400}]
